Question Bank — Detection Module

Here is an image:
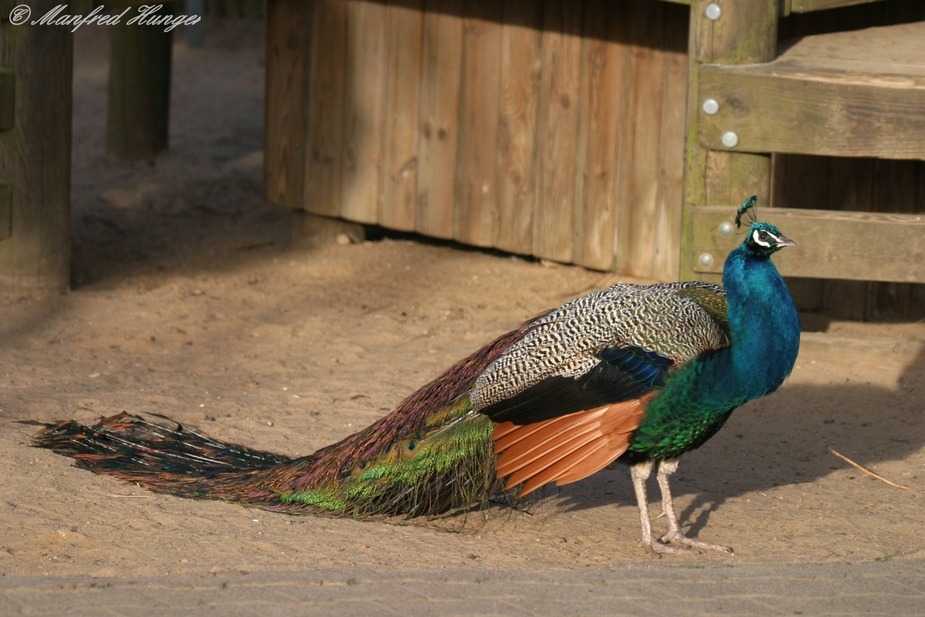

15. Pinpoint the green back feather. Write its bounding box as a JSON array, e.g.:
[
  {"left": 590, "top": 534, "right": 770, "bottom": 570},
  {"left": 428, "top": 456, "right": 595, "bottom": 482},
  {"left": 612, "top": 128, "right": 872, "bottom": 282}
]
[{"left": 282, "top": 396, "right": 497, "bottom": 516}]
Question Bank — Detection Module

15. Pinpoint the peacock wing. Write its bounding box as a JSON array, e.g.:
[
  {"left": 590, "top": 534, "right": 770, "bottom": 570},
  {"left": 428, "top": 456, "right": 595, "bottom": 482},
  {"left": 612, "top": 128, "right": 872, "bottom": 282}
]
[
  {"left": 477, "top": 344, "right": 674, "bottom": 424},
  {"left": 472, "top": 281, "right": 730, "bottom": 495}
]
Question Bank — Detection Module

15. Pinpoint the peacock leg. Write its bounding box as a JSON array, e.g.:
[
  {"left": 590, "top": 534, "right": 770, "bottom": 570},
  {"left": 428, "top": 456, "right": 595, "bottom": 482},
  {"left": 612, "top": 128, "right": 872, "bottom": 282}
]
[
  {"left": 655, "top": 458, "right": 733, "bottom": 553},
  {"left": 630, "top": 461, "right": 687, "bottom": 555}
]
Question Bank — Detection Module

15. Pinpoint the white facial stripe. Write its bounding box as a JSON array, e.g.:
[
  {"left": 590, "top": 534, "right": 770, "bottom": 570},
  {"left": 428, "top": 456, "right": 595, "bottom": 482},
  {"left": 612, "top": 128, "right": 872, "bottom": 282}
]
[{"left": 752, "top": 229, "right": 772, "bottom": 247}]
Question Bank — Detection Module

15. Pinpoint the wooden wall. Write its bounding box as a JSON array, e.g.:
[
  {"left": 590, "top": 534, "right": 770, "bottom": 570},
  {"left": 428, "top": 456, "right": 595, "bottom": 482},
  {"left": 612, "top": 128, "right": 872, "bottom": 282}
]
[
  {"left": 266, "top": 0, "right": 690, "bottom": 280},
  {"left": 265, "top": 0, "right": 924, "bottom": 319}
]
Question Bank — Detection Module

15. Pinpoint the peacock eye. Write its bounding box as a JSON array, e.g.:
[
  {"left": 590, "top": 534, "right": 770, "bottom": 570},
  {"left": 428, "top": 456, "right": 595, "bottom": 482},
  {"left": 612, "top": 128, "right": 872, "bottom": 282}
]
[{"left": 751, "top": 228, "right": 774, "bottom": 248}]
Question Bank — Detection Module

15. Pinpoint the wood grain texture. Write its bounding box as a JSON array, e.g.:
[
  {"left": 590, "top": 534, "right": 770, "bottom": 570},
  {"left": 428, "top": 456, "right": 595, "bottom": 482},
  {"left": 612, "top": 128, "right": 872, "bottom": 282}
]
[
  {"left": 574, "top": 0, "right": 624, "bottom": 271},
  {"left": 699, "top": 22, "right": 925, "bottom": 159},
  {"left": 416, "top": 0, "right": 463, "bottom": 239},
  {"left": 698, "top": 67, "right": 925, "bottom": 160},
  {"left": 0, "top": 4, "right": 71, "bottom": 292},
  {"left": 380, "top": 1, "right": 424, "bottom": 231},
  {"left": 819, "top": 158, "right": 876, "bottom": 319},
  {"left": 788, "top": 0, "right": 887, "bottom": 14},
  {"left": 532, "top": 0, "right": 582, "bottom": 264},
  {"left": 866, "top": 160, "right": 925, "bottom": 318},
  {"left": 652, "top": 26, "right": 689, "bottom": 281},
  {"left": 681, "top": 0, "right": 777, "bottom": 281},
  {"left": 694, "top": 0, "right": 778, "bottom": 64},
  {"left": 455, "top": 3, "right": 504, "bottom": 247},
  {"left": 774, "top": 154, "right": 925, "bottom": 319},
  {"left": 303, "top": 0, "right": 348, "bottom": 217},
  {"left": 341, "top": 0, "right": 388, "bottom": 224},
  {"left": 691, "top": 205, "right": 925, "bottom": 283},
  {"left": 618, "top": 5, "right": 669, "bottom": 279},
  {"left": 495, "top": 0, "right": 543, "bottom": 256},
  {"left": 265, "top": 0, "right": 307, "bottom": 208}
]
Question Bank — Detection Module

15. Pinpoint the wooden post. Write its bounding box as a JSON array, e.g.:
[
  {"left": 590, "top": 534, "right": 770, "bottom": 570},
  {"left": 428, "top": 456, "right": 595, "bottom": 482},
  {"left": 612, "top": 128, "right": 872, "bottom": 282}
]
[
  {"left": 681, "top": 0, "right": 778, "bottom": 280},
  {"left": 106, "top": 4, "right": 174, "bottom": 160},
  {"left": 0, "top": 4, "right": 72, "bottom": 293}
]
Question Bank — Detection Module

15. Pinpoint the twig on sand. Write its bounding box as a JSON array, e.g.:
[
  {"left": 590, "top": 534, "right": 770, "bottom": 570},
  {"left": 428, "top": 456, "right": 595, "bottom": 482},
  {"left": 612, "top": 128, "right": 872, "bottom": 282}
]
[{"left": 826, "top": 445, "right": 910, "bottom": 490}]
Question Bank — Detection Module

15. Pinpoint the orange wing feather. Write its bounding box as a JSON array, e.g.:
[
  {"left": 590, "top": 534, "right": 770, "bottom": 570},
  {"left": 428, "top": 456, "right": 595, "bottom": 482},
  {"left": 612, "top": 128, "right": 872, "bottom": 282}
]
[{"left": 492, "top": 393, "right": 653, "bottom": 496}]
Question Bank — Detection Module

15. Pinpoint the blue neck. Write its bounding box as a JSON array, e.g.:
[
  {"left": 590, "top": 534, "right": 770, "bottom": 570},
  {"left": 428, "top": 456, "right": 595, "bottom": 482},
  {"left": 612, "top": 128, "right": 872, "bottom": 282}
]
[{"left": 710, "top": 245, "right": 801, "bottom": 404}]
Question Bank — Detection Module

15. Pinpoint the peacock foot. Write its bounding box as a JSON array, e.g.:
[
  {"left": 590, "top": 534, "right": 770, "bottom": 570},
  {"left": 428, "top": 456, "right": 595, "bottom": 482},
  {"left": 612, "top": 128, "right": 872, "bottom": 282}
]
[
  {"left": 657, "top": 530, "right": 733, "bottom": 554},
  {"left": 644, "top": 539, "right": 693, "bottom": 556}
]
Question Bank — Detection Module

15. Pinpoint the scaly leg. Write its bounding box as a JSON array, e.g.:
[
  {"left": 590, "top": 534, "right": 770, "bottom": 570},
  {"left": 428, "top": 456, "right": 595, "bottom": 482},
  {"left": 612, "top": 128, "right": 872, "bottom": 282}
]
[
  {"left": 630, "top": 461, "right": 687, "bottom": 555},
  {"left": 655, "top": 458, "right": 732, "bottom": 553}
]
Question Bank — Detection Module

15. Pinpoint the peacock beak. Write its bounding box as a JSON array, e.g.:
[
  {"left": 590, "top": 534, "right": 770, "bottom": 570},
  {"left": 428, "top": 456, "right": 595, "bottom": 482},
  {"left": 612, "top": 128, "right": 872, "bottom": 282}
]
[{"left": 775, "top": 234, "right": 797, "bottom": 248}]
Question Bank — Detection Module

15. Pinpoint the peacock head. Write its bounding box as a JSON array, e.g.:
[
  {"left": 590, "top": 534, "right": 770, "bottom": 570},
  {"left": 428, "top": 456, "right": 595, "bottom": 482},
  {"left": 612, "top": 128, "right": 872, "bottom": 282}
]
[{"left": 735, "top": 195, "right": 796, "bottom": 258}]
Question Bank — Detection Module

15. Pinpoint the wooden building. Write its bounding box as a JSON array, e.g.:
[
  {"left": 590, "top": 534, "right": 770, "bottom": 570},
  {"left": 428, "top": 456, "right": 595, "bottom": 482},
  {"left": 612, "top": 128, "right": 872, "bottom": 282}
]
[{"left": 264, "top": 0, "right": 925, "bottom": 319}]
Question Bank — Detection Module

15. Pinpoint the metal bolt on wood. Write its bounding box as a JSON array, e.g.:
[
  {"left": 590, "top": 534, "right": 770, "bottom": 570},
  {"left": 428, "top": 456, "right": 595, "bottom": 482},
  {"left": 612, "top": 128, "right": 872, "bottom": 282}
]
[{"left": 721, "top": 131, "right": 739, "bottom": 148}]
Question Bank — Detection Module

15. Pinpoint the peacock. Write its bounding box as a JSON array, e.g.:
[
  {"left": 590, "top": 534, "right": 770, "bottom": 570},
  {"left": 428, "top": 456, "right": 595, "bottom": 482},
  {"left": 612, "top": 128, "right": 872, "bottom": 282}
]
[{"left": 32, "top": 196, "right": 800, "bottom": 554}]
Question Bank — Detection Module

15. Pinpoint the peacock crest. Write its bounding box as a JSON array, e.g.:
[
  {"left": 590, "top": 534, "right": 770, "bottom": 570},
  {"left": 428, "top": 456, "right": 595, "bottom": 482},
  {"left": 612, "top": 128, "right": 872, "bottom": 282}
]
[{"left": 735, "top": 195, "right": 797, "bottom": 258}]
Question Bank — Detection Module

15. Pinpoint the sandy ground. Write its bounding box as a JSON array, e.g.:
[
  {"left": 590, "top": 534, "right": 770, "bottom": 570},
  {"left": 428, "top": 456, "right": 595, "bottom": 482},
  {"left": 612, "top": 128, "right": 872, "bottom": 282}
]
[{"left": 1, "top": 20, "right": 924, "bottom": 581}]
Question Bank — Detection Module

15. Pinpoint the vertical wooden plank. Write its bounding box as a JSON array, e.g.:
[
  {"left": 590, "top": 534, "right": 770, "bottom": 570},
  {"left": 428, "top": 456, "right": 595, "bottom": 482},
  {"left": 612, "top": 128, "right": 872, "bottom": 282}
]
[
  {"left": 574, "top": 0, "right": 625, "bottom": 271},
  {"left": 380, "top": 1, "right": 424, "bottom": 231},
  {"left": 495, "top": 0, "right": 543, "bottom": 255},
  {"left": 652, "top": 11, "right": 689, "bottom": 281},
  {"left": 608, "top": 22, "right": 636, "bottom": 277},
  {"left": 615, "top": 4, "right": 669, "bottom": 278},
  {"left": 416, "top": 0, "right": 463, "bottom": 239},
  {"left": 265, "top": 0, "right": 307, "bottom": 208},
  {"left": 455, "top": 3, "right": 504, "bottom": 247},
  {"left": 533, "top": 0, "right": 582, "bottom": 263},
  {"left": 0, "top": 1, "right": 71, "bottom": 293},
  {"left": 303, "top": 0, "right": 348, "bottom": 217},
  {"left": 341, "top": 0, "right": 388, "bottom": 224}
]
